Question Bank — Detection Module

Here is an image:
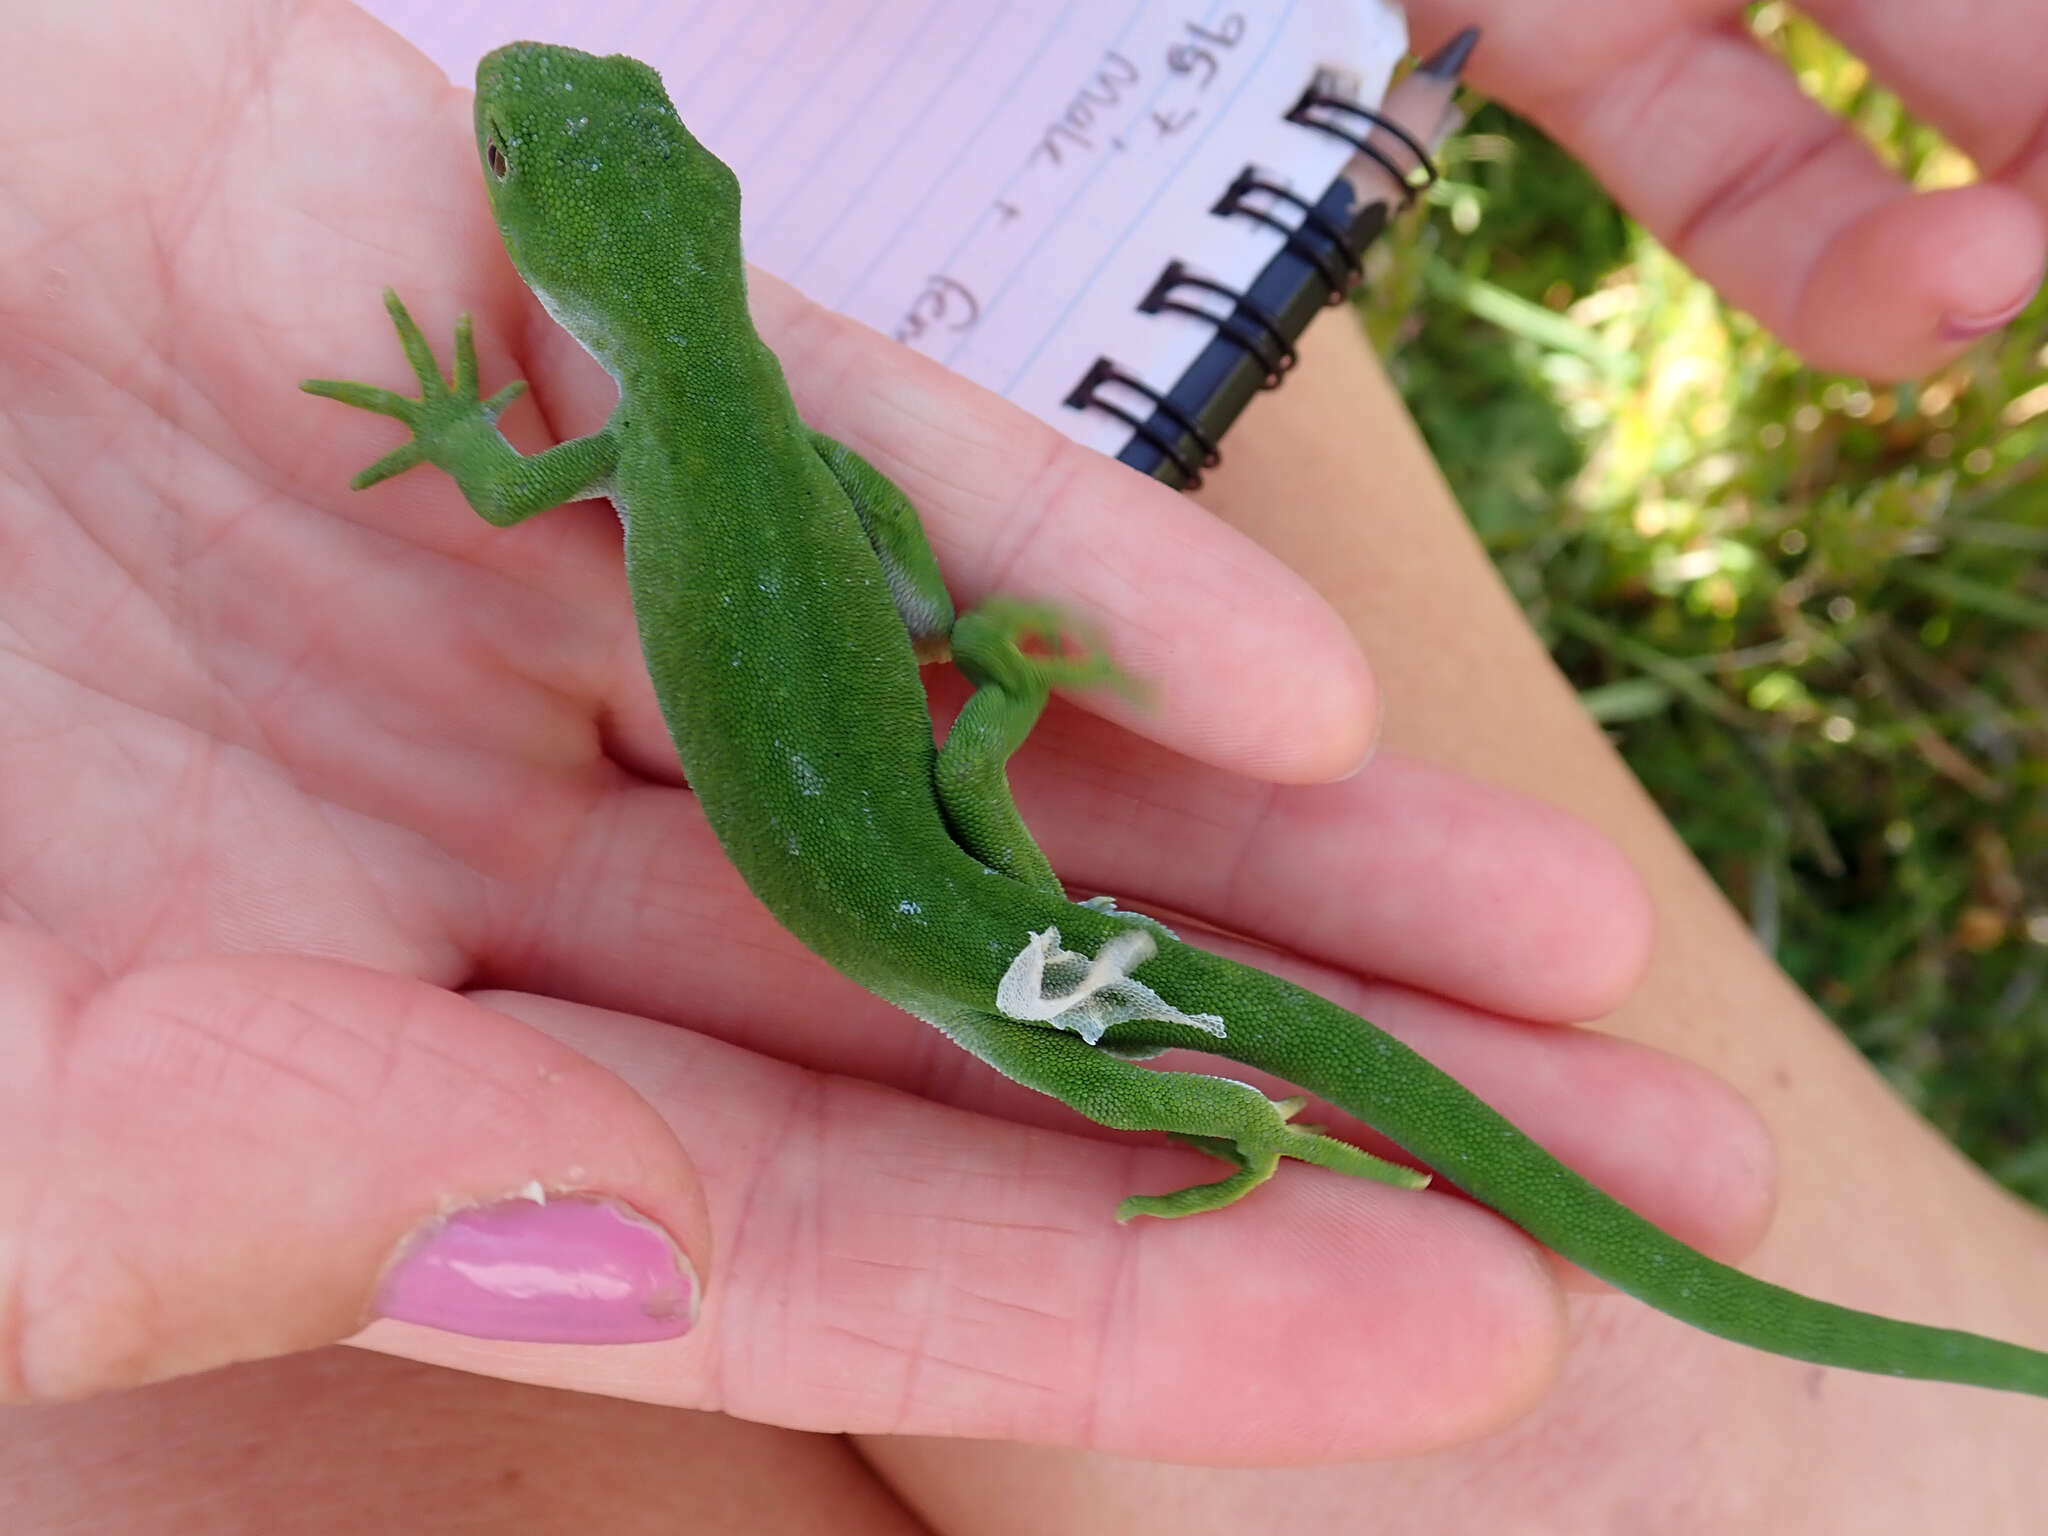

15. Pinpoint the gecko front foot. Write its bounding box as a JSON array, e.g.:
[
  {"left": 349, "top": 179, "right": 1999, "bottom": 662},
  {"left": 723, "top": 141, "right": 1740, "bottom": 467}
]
[{"left": 302, "top": 290, "right": 529, "bottom": 493}]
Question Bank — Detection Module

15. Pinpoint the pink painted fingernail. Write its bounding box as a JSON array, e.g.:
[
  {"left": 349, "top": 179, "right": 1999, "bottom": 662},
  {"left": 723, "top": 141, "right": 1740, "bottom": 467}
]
[
  {"left": 1943, "top": 284, "right": 2039, "bottom": 341},
  {"left": 374, "top": 1193, "right": 697, "bottom": 1343}
]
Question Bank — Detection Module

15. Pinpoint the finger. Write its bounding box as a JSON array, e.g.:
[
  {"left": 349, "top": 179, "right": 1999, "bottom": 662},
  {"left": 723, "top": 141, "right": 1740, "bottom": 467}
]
[
  {"left": 1803, "top": 0, "right": 2048, "bottom": 204},
  {"left": 0, "top": 931, "right": 707, "bottom": 1403},
  {"left": 323, "top": 263, "right": 1379, "bottom": 790},
  {"left": 489, "top": 735, "right": 1651, "bottom": 1102},
  {"left": 742, "top": 270, "right": 1379, "bottom": 786},
  {"left": 1549, "top": 24, "right": 2045, "bottom": 377},
  {"left": 911, "top": 931, "right": 1772, "bottom": 1271},
  {"left": 1000, "top": 700, "right": 1657, "bottom": 1025},
  {"left": 1275, "top": 976, "right": 1777, "bottom": 1275},
  {"left": 366, "top": 983, "right": 1770, "bottom": 1461},
  {"left": 1418, "top": 11, "right": 2047, "bottom": 377},
  {"left": 1784, "top": 186, "right": 2045, "bottom": 372},
  {"left": 283, "top": 95, "right": 1375, "bottom": 785},
  {"left": 907, "top": 919, "right": 1769, "bottom": 1269}
]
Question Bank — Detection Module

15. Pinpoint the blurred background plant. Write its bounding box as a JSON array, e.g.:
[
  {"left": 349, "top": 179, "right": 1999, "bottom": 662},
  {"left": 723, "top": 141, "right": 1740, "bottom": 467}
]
[{"left": 1362, "top": 5, "right": 2048, "bottom": 1203}]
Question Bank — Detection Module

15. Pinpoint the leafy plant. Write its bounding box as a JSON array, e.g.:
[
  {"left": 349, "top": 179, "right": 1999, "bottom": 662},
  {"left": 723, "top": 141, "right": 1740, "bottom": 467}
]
[{"left": 1366, "top": 11, "right": 2048, "bottom": 1202}]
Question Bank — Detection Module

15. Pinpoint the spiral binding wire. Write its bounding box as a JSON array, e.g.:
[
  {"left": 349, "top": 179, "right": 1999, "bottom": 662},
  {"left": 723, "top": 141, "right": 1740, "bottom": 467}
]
[
  {"left": 1140, "top": 260, "right": 1297, "bottom": 384},
  {"left": 1214, "top": 168, "right": 1357, "bottom": 302},
  {"left": 1063, "top": 82, "right": 1442, "bottom": 487},
  {"left": 1283, "top": 89, "right": 1440, "bottom": 208},
  {"left": 1063, "top": 358, "right": 1219, "bottom": 488}
]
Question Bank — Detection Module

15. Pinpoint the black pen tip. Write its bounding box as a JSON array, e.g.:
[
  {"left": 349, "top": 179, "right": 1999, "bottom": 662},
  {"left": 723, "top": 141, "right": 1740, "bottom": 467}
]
[{"left": 1416, "top": 27, "right": 1480, "bottom": 82}]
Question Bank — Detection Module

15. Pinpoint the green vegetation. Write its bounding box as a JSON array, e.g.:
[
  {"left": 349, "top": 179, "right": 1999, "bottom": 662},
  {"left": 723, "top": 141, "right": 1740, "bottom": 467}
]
[{"left": 1365, "top": 12, "right": 2048, "bottom": 1202}]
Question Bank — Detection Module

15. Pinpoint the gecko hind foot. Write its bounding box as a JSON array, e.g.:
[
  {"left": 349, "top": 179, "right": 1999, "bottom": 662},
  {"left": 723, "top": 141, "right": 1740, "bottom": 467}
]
[
  {"left": 1117, "top": 1097, "right": 1430, "bottom": 1221},
  {"left": 950, "top": 596, "right": 1141, "bottom": 701}
]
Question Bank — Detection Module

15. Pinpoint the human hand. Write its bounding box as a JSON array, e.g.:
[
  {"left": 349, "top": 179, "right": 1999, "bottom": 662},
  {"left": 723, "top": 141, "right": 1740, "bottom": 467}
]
[
  {"left": 1, "top": 0, "right": 1770, "bottom": 1462},
  {"left": 1412, "top": 0, "right": 2048, "bottom": 378}
]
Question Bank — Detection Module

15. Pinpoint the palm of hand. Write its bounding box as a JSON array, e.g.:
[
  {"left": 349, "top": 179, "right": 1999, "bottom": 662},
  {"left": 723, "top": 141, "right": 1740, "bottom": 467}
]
[
  {"left": 2, "top": 35, "right": 588, "bottom": 963},
  {"left": 0, "top": 8, "right": 744, "bottom": 1399},
  {"left": 0, "top": 0, "right": 1766, "bottom": 1463}
]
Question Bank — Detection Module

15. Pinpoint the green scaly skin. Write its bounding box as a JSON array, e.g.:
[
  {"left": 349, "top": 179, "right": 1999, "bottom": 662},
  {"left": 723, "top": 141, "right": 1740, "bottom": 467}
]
[{"left": 302, "top": 42, "right": 2048, "bottom": 1400}]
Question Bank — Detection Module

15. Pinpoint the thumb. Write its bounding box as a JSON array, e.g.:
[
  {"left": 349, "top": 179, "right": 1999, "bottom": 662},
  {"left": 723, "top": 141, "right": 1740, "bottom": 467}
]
[{"left": 1, "top": 930, "right": 707, "bottom": 1402}]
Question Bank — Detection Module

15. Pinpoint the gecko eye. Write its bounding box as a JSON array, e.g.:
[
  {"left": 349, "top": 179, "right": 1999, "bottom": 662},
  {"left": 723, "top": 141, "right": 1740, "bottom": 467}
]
[{"left": 487, "top": 136, "right": 510, "bottom": 179}]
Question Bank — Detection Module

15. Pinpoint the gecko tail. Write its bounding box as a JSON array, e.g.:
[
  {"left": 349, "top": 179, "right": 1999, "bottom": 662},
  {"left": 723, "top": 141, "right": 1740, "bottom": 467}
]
[{"left": 1113, "top": 937, "right": 2048, "bottom": 1400}]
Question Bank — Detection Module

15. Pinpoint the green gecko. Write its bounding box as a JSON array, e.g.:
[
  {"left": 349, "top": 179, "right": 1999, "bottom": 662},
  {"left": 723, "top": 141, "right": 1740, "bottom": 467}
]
[{"left": 304, "top": 41, "right": 2048, "bottom": 1401}]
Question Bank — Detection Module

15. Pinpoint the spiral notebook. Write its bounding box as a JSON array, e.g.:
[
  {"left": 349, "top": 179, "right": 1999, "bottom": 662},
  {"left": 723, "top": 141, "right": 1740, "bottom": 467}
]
[{"left": 354, "top": 0, "right": 1431, "bottom": 488}]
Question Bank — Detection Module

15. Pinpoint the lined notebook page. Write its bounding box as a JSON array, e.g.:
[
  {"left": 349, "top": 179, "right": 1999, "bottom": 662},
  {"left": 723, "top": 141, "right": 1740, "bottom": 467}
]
[{"left": 352, "top": 0, "right": 1405, "bottom": 454}]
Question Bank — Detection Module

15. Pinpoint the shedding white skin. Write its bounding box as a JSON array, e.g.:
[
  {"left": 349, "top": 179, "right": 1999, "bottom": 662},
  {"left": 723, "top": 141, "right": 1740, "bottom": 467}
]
[{"left": 997, "top": 927, "right": 1226, "bottom": 1046}]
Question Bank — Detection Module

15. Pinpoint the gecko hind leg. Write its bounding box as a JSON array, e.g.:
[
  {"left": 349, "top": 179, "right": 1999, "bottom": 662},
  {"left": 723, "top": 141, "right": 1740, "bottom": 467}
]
[
  {"left": 809, "top": 429, "right": 957, "bottom": 658},
  {"left": 806, "top": 431, "right": 1136, "bottom": 902},
  {"left": 942, "top": 1009, "right": 1428, "bottom": 1220},
  {"left": 934, "top": 597, "right": 1137, "bottom": 897}
]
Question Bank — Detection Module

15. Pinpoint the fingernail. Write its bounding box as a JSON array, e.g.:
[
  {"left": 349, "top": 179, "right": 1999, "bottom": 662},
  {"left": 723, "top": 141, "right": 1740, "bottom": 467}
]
[
  {"left": 1330, "top": 697, "right": 1385, "bottom": 782},
  {"left": 374, "top": 1192, "right": 697, "bottom": 1344},
  {"left": 1943, "top": 283, "right": 2039, "bottom": 342}
]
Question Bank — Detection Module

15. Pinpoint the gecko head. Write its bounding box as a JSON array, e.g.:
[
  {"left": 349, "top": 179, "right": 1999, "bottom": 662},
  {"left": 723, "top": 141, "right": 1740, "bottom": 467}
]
[{"left": 472, "top": 43, "right": 744, "bottom": 351}]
